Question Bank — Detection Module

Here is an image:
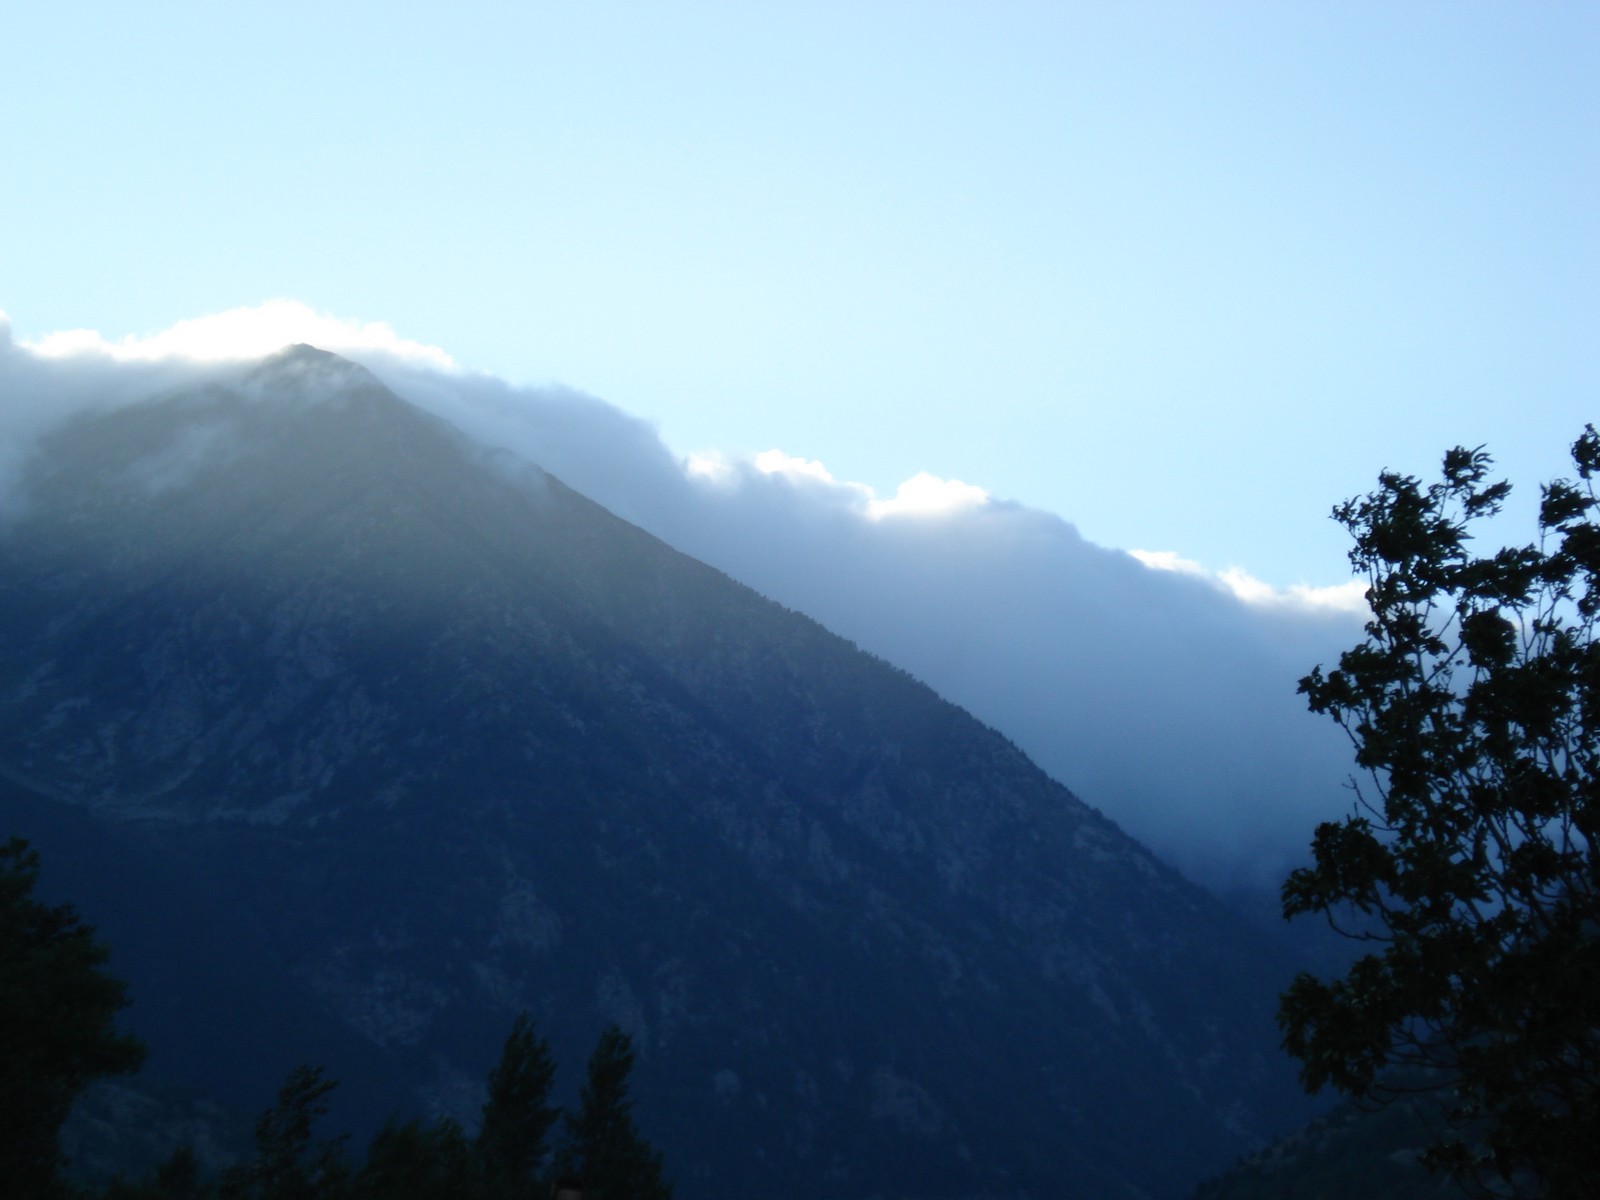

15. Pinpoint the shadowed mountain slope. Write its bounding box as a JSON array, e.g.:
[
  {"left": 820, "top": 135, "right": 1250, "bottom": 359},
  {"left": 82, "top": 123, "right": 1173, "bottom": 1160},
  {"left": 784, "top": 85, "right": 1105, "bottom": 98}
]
[{"left": 0, "top": 345, "right": 1316, "bottom": 1198}]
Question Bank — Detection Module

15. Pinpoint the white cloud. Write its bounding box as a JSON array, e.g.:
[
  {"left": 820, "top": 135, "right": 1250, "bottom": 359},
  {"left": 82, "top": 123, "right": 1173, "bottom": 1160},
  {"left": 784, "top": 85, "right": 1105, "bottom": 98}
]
[
  {"left": 1220, "top": 569, "right": 1369, "bottom": 616},
  {"left": 748, "top": 455, "right": 989, "bottom": 521},
  {"left": 1127, "top": 548, "right": 1208, "bottom": 576},
  {"left": 1, "top": 304, "right": 1368, "bottom": 893},
  {"left": 868, "top": 473, "right": 989, "bottom": 520},
  {"left": 685, "top": 450, "right": 735, "bottom": 484},
  {"left": 20, "top": 300, "right": 458, "bottom": 371},
  {"left": 753, "top": 449, "right": 841, "bottom": 486},
  {"left": 1131, "top": 549, "right": 1369, "bottom": 617}
]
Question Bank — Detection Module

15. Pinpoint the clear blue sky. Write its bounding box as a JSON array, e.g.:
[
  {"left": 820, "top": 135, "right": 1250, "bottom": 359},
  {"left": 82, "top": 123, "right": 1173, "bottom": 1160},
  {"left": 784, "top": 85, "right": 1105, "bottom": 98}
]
[{"left": 4, "top": 2, "right": 1595, "bottom": 586}]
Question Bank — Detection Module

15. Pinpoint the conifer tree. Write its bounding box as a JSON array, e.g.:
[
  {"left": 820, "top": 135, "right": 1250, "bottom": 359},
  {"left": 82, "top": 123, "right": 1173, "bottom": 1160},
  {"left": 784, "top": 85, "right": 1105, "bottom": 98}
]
[
  {"left": 354, "top": 1116, "right": 476, "bottom": 1200},
  {"left": 217, "top": 1065, "right": 349, "bottom": 1200},
  {"left": 557, "top": 1026, "right": 671, "bottom": 1200},
  {"left": 476, "top": 1012, "right": 559, "bottom": 1199}
]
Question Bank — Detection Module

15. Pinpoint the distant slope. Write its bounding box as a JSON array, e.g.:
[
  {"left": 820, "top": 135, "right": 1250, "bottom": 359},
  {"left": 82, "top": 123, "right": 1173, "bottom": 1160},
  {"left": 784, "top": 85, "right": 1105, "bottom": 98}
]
[
  {"left": 1192, "top": 1094, "right": 1465, "bottom": 1200},
  {"left": 0, "top": 345, "right": 1319, "bottom": 1198}
]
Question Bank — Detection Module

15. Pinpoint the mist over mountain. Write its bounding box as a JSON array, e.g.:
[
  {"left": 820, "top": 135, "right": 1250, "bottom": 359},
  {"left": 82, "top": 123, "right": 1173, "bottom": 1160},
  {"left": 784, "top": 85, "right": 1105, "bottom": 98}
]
[
  {"left": 0, "top": 312, "right": 1364, "bottom": 891},
  {"left": 0, "top": 345, "right": 1322, "bottom": 1197}
]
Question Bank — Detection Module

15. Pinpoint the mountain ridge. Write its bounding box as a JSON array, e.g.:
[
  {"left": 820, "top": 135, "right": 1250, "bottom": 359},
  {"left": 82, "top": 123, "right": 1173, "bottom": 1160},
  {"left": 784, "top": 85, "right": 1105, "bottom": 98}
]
[{"left": 1, "top": 345, "right": 1319, "bottom": 1197}]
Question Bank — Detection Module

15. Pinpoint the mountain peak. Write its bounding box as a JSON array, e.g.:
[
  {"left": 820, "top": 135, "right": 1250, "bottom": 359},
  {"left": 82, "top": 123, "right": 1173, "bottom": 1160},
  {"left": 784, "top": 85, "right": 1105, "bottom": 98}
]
[
  {"left": 278, "top": 341, "right": 341, "bottom": 361},
  {"left": 235, "top": 342, "right": 388, "bottom": 404},
  {"left": 9, "top": 347, "right": 497, "bottom": 590}
]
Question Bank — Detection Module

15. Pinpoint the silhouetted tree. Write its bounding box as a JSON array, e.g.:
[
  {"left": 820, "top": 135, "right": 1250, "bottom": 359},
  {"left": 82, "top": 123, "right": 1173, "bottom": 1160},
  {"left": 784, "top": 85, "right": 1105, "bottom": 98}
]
[
  {"left": 353, "top": 1116, "right": 476, "bottom": 1200},
  {"left": 217, "top": 1065, "right": 349, "bottom": 1200},
  {"left": 99, "top": 1145, "right": 207, "bottom": 1200},
  {"left": 0, "top": 836, "right": 146, "bottom": 1196},
  {"left": 477, "top": 1012, "right": 559, "bottom": 1199},
  {"left": 1281, "top": 429, "right": 1600, "bottom": 1198},
  {"left": 557, "top": 1027, "right": 670, "bottom": 1200}
]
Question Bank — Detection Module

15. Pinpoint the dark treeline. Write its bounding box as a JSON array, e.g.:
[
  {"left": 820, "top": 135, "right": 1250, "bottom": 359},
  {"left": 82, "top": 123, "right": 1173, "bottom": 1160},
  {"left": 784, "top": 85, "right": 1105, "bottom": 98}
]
[
  {"left": 102, "top": 1021, "right": 669, "bottom": 1200},
  {"left": 1, "top": 836, "right": 670, "bottom": 1200}
]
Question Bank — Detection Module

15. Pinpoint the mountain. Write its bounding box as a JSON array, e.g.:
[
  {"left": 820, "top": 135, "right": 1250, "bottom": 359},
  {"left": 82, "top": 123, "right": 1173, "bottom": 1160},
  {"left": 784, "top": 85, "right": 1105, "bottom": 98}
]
[
  {"left": 1192, "top": 1092, "right": 1463, "bottom": 1200},
  {"left": 0, "top": 345, "right": 1318, "bottom": 1198}
]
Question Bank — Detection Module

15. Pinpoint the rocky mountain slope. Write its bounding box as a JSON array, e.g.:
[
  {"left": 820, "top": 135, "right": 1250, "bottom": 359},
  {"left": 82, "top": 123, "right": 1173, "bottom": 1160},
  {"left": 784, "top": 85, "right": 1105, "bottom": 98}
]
[{"left": 0, "top": 346, "right": 1317, "bottom": 1198}]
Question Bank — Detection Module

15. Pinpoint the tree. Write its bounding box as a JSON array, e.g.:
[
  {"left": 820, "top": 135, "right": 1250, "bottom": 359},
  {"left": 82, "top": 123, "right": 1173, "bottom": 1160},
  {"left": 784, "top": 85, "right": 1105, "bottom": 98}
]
[
  {"left": 557, "top": 1026, "right": 671, "bottom": 1200},
  {"left": 1280, "top": 428, "right": 1600, "bottom": 1198},
  {"left": 0, "top": 836, "right": 146, "bottom": 1196},
  {"left": 353, "top": 1116, "right": 476, "bottom": 1200},
  {"left": 476, "top": 1012, "right": 559, "bottom": 1199},
  {"left": 218, "top": 1065, "right": 350, "bottom": 1200},
  {"left": 99, "top": 1146, "right": 206, "bottom": 1200}
]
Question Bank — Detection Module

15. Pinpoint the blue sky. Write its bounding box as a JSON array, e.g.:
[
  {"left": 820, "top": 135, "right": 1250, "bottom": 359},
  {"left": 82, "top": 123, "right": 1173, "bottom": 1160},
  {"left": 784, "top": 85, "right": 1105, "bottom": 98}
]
[{"left": 3, "top": 1, "right": 1596, "bottom": 586}]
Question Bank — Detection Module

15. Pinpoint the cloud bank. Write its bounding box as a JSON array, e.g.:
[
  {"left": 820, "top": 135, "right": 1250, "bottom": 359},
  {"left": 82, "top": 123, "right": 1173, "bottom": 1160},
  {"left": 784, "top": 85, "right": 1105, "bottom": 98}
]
[{"left": 0, "top": 304, "right": 1366, "bottom": 891}]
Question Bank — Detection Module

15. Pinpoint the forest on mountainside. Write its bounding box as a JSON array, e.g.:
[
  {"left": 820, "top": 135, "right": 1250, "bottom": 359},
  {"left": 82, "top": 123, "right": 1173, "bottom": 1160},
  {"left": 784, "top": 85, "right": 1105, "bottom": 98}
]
[{"left": 5, "top": 835, "right": 668, "bottom": 1200}]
